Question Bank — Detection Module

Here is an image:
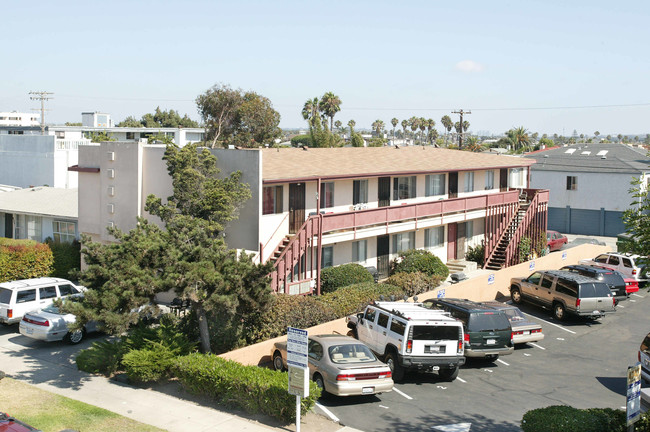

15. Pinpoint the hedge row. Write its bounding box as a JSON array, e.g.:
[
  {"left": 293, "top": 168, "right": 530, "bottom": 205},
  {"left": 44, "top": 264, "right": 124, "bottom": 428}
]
[
  {"left": 318, "top": 282, "right": 404, "bottom": 318},
  {"left": 521, "top": 405, "right": 626, "bottom": 432},
  {"left": 45, "top": 238, "right": 81, "bottom": 279},
  {"left": 320, "top": 263, "right": 374, "bottom": 293},
  {"left": 174, "top": 353, "right": 320, "bottom": 422},
  {"left": 0, "top": 238, "right": 53, "bottom": 282},
  {"left": 391, "top": 249, "right": 449, "bottom": 279},
  {"left": 385, "top": 271, "right": 442, "bottom": 297}
]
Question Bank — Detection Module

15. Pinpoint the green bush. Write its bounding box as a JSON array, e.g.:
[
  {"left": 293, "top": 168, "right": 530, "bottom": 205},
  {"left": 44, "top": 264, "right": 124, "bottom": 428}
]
[
  {"left": 76, "top": 339, "right": 127, "bottom": 375},
  {"left": 290, "top": 134, "right": 314, "bottom": 147},
  {"left": 320, "top": 263, "right": 374, "bottom": 293},
  {"left": 521, "top": 405, "right": 625, "bottom": 432},
  {"left": 390, "top": 249, "right": 449, "bottom": 279},
  {"left": 121, "top": 343, "right": 179, "bottom": 383},
  {"left": 174, "top": 353, "right": 320, "bottom": 422},
  {"left": 318, "top": 282, "right": 404, "bottom": 318},
  {"left": 245, "top": 294, "right": 336, "bottom": 344},
  {"left": 0, "top": 238, "right": 54, "bottom": 282},
  {"left": 45, "top": 238, "right": 81, "bottom": 279},
  {"left": 465, "top": 242, "right": 485, "bottom": 267},
  {"left": 385, "top": 272, "right": 442, "bottom": 297}
]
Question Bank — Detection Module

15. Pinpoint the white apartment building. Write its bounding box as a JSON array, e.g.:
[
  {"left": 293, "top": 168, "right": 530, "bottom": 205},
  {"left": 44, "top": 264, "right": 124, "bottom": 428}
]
[{"left": 0, "top": 112, "right": 39, "bottom": 127}]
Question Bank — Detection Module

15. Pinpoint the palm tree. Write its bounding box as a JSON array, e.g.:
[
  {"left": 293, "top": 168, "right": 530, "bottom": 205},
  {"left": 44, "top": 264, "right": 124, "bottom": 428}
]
[
  {"left": 302, "top": 98, "right": 319, "bottom": 123},
  {"left": 466, "top": 136, "right": 481, "bottom": 152},
  {"left": 391, "top": 118, "right": 398, "bottom": 141},
  {"left": 418, "top": 117, "right": 427, "bottom": 144},
  {"left": 441, "top": 115, "right": 453, "bottom": 146},
  {"left": 318, "top": 92, "right": 342, "bottom": 132},
  {"left": 426, "top": 119, "right": 436, "bottom": 144},
  {"left": 348, "top": 119, "right": 356, "bottom": 136},
  {"left": 334, "top": 120, "right": 343, "bottom": 136},
  {"left": 510, "top": 127, "right": 530, "bottom": 152},
  {"left": 409, "top": 117, "right": 420, "bottom": 144},
  {"left": 401, "top": 119, "right": 408, "bottom": 144},
  {"left": 372, "top": 119, "right": 385, "bottom": 136}
]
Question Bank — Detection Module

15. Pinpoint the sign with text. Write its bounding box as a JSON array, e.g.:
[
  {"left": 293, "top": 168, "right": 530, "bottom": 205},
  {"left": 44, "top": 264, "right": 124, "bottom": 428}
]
[
  {"left": 562, "top": 251, "right": 567, "bottom": 260},
  {"left": 488, "top": 274, "right": 495, "bottom": 285},
  {"left": 437, "top": 289, "right": 446, "bottom": 298},
  {"left": 288, "top": 365, "right": 309, "bottom": 397},
  {"left": 627, "top": 363, "right": 642, "bottom": 426},
  {"left": 287, "top": 327, "right": 308, "bottom": 368},
  {"left": 529, "top": 261, "right": 535, "bottom": 271}
]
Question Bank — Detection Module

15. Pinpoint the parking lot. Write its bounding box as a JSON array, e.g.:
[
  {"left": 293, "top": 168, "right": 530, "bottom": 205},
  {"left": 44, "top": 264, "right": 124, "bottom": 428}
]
[{"left": 314, "top": 290, "right": 649, "bottom": 432}]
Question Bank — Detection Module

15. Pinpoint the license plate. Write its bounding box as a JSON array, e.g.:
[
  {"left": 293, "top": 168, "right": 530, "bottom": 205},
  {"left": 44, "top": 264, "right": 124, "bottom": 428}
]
[
  {"left": 25, "top": 327, "right": 33, "bottom": 334},
  {"left": 362, "top": 387, "right": 374, "bottom": 394},
  {"left": 486, "top": 339, "right": 496, "bottom": 345},
  {"left": 523, "top": 330, "right": 530, "bottom": 335},
  {"left": 425, "top": 345, "right": 445, "bottom": 354}
]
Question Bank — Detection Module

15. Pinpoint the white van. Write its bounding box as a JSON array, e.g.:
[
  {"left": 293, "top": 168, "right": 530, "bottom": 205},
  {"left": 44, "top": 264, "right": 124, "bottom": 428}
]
[{"left": 0, "top": 278, "right": 85, "bottom": 325}]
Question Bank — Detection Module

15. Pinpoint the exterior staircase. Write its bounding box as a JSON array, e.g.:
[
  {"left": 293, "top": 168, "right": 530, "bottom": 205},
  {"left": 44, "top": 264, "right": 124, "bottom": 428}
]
[
  {"left": 270, "top": 236, "right": 291, "bottom": 264},
  {"left": 484, "top": 200, "right": 530, "bottom": 271}
]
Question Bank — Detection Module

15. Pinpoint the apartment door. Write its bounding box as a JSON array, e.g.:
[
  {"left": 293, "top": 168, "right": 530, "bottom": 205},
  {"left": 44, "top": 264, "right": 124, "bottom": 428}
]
[
  {"left": 456, "top": 222, "right": 466, "bottom": 259},
  {"left": 376, "top": 235, "right": 390, "bottom": 279},
  {"left": 447, "top": 223, "right": 457, "bottom": 260},
  {"left": 448, "top": 172, "right": 458, "bottom": 198},
  {"left": 4, "top": 214, "right": 12, "bottom": 238},
  {"left": 378, "top": 177, "right": 391, "bottom": 207},
  {"left": 289, "top": 183, "right": 305, "bottom": 234},
  {"left": 500, "top": 168, "right": 508, "bottom": 191}
]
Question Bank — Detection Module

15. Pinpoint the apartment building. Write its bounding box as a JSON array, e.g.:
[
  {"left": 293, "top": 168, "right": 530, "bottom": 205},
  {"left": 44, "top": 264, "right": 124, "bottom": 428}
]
[{"left": 74, "top": 143, "right": 548, "bottom": 295}]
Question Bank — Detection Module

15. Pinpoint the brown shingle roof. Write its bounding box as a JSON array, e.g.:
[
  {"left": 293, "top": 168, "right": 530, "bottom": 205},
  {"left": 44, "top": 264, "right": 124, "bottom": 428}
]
[{"left": 261, "top": 146, "right": 535, "bottom": 182}]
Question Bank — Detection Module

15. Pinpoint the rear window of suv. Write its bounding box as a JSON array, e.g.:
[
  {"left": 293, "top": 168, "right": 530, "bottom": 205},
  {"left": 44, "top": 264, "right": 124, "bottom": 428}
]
[
  {"left": 412, "top": 325, "right": 459, "bottom": 341},
  {"left": 468, "top": 312, "right": 510, "bottom": 332},
  {"left": 580, "top": 283, "right": 612, "bottom": 298},
  {"left": 0, "top": 288, "right": 12, "bottom": 304}
]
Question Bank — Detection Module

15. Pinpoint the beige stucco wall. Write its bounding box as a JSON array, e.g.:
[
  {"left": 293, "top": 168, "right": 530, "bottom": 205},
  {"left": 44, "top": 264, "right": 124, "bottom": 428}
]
[{"left": 219, "top": 243, "right": 608, "bottom": 366}]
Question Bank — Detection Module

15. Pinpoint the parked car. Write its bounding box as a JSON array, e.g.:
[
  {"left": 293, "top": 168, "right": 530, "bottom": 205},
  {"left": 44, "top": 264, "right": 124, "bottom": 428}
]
[
  {"left": 19, "top": 303, "right": 98, "bottom": 344},
  {"left": 271, "top": 334, "right": 393, "bottom": 397},
  {"left": 347, "top": 301, "right": 465, "bottom": 381},
  {"left": 423, "top": 298, "right": 514, "bottom": 361},
  {"left": 480, "top": 301, "right": 544, "bottom": 345},
  {"left": 546, "top": 230, "right": 568, "bottom": 253},
  {"left": 625, "top": 278, "right": 640, "bottom": 295},
  {"left": 510, "top": 270, "right": 616, "bottom": 320},
  {"left": 639, "top": 331, "right": 650, "bottom": 385},
  {"left": 0, "top": 412, "right": 41, "bottom": 432},
  {"left": 0, "top": 278, "right": 85, "bottom": 325},
  {"left": 580, "top": 252, "right": 650, "bottom": 283},
  {"left": 560, "top": 264, "right": 627, "bottom": 299}
]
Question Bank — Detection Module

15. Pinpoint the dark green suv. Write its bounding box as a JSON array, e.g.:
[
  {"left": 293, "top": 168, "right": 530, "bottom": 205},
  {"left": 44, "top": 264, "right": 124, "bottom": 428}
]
[{"left": 423, "top": 298, "right": 514, "bottom": 361}]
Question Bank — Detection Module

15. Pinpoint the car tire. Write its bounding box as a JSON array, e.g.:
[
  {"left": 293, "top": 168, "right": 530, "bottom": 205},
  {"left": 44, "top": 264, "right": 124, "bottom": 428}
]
[
  {"left": 65, "top": 329, "right": 85, "bottom": 345},
  {"left": 553, "top": 302, "right": 566, "bottom": 321},
  {"left": 485, "top": 354, "right": 498, "bottom": 362},
  {"left": 346, "top": 328, "right": 358, "bottom": 339},
  {"left": 511, "top": 287, "right": 522, "bottom": 304},
  {"left": 313, "top": 373, "right": 328, "bottom": 396},
  {"left": 438, "top": 366, "right": 459, "bottom": 381},
  {"left": 385, "top": 351, "right": 404, "bottom": 382},
  {"left": 272, "top": 351, "right": 285, "bottom": 371}
]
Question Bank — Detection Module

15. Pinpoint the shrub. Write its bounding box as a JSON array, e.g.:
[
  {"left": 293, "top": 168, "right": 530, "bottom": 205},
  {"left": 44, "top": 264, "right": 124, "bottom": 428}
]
[
  {"left": 290, "top": 134, "right": 313, "bottom": 147},
  {"left": 518, "top": 236, "right": 532, "bottom": 263},
  {"left": 318, "top": 282, "right": 403, "bottom": 318},
  {"left": 385, "top": 272, "right": 442, "bottom": 297},
  {"left": 244, "top": 294, "right": 336, "bottom": 344},
  {"left": 390, "top": 249, "right": 449, "bottom": 279},
  {"left": 521, "top": 405, "right": 625, "bottom": 432},
  {"left": 121, "top": 343, "right": 179, "bottom": 383},
  {"left": 76, "top": 339, "right": 127, "bottom": 375},
  {"left": 45, "top": 238, "right": 81, "bottom": 279},
  {"left": 0, "top": 238, "right": 54, "bottom": 282},
  {"left": 174, "top": 353, "right": 320, "bottom": 422},
  {"left": 465, "top": 242, "right": 485, "bottom": 267},
  {"left": 320, "top": 263, "right": 374, "bottom": 293}
]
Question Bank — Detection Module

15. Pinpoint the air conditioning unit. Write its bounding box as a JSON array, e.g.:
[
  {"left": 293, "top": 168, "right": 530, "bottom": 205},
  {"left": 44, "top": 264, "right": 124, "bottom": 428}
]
[
  {"left": 107, "top": 151, "right": 115, "bottom": 161},
  {"left": 107, "top": 204, "right": 115, "bottom": 214},
  {"left": 107, "top": 186, "right": 115, "bottom": 196},
  {"left": 107, "top": 169, "right": 115, "bottom": 179}
]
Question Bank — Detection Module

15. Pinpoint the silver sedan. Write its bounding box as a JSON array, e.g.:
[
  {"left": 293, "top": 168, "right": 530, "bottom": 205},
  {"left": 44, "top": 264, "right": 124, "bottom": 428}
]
[
  {"left": 19, "top": 304, "right": 97, "bottom": 344},
  {"left": 271, "top": 334, "right": 393, "bottom": 397},
  {"left": 482, "top": 301, "right": 544, "bottom": 344}
]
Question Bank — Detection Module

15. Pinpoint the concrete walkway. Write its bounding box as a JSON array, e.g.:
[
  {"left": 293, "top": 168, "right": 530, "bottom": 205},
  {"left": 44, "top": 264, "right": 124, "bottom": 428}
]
[{"left": 0, "top": 342, "right": 361, "bottom": 432}]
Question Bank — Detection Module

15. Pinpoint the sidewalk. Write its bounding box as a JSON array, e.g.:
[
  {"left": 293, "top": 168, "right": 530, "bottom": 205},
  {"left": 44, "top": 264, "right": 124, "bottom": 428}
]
[{"left": 0, "top": 345, "right": 362, "bottom": 432}]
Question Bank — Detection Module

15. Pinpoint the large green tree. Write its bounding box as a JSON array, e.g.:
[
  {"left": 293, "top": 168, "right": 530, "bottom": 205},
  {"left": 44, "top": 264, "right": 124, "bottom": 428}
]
[
  {"left": 64, "top": 143, "right": 272, "bottom": 353},
  {"left": 441, "top": 115, "right": 453, "bottom": 146},
  {"left": 318, "top": 92, "right": 342, "bottom": 132},
  {"left": 116, "top": 107, "right": 199, "bottom": 128},
  {"left": 196, "top": 84, "right": 281, "bottom": 148},
  {"left": 622, "top": 171, "right": 650, "bottom": 256}
]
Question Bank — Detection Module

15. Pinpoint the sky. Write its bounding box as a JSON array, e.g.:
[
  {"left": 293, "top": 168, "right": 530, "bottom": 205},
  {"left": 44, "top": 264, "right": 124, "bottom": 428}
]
[{"left": 2, "top": 0, "right": 650, "bottom": 137}]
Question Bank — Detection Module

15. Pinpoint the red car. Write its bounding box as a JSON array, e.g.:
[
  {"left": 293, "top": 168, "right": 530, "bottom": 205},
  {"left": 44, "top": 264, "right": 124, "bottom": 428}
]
[
  {"left": 546, "top": 230, "right": 568, "bottom": 254},
  {"left": 625, "top": 278, "right": 640, "bottom": 295},
  {"left": 0, "top": 413, "right": 40, "bottom": 432}
]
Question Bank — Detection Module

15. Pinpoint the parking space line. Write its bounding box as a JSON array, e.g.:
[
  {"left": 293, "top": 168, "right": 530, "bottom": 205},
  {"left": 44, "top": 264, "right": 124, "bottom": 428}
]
[
  {"left": 529, "top": 342, "right": 546, "bottom": 350},
  {"left": 316, "top": 402, "right": 340, "bottom": 422},
  {"left": 496, "top": 359, "right": 510, "bottom": 366},
  {"left": 393, "top": 387, "right": 413, "bottom": 400},
  {"left": 527, "top": 314, "right": 577, "bottom": 334},
  {"left": 618, "top": 305, "right": 625, "bottom": 308},
  {"left": 456, "top": 377, "right": 467, "bottom": 383},
  {"left": 632, "top": 293, "right": 644, "bottom": 298}
]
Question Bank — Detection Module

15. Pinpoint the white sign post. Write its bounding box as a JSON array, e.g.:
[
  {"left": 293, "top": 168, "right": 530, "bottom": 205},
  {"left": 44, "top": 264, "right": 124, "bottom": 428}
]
[{"left": 287, "top": 327, "right": 309, "bottom": 432}]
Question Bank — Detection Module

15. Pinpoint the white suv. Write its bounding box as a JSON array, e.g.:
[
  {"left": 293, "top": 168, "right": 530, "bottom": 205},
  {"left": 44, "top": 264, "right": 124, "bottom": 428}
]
[
  {"left": 347, "top": 301, "right": 465, "bottom": 381},
  {"left": 580, "top": 252, "right": 649, "bottom": 283}
]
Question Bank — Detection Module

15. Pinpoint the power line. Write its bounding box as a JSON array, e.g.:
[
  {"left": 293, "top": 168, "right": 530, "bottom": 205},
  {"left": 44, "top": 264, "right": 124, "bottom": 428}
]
[{"left": 29, "top": 91, "right": 54, "bottom": 135}]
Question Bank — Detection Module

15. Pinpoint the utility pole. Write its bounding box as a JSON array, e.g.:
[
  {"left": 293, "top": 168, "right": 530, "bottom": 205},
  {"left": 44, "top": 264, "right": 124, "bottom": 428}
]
[
  {"left": 452, "top": 109, "right": 471, "bottom": 149},
  {"left": 29, "top": 91, "right": 54, "bottom": 135}
]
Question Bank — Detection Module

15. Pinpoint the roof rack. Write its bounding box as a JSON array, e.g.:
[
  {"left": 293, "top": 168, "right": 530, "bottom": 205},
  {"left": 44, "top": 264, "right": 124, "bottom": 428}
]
[{"left": 373, "top": 301, "right": 452, "bottom": 320}]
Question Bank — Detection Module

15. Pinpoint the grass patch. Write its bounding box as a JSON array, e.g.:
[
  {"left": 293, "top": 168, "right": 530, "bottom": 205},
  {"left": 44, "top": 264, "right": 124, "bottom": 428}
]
[{"left": 0, "top": 378, "right": 164, "bottom": 432}]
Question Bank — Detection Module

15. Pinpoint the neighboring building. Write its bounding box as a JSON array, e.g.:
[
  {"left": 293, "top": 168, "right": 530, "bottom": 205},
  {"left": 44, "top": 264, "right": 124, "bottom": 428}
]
[
  {"left": 74, "top": 143, "right": 548, "bottom": 294},
  {"left": 0, "top": 187, "right": 78, "bottom": 243},
  {"left": 0, "top": 112, "right": 205, "bottom": 189},
  {"left": 0, "top": 111, "right": 39, "bottom": 127},
  {"left": 525, "top": 142, "right": 650, "bottom": 236}
]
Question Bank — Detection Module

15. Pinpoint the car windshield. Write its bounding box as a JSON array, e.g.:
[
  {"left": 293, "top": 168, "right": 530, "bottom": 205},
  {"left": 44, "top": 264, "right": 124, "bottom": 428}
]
[
  {"left": 42, "top": 304, "right": 61, "bottom": 314},
  {"left": 328, "top": 344, "right": 377, "bottom": 364},
  {"left": 0, "top": 288, "right": 11, "bottom": 304},
  {"left": 502, "top": 308, "right": 526, "bottom": 322},
  {"left": 468, "top": 312, "right": 511, "bottom": 332}
]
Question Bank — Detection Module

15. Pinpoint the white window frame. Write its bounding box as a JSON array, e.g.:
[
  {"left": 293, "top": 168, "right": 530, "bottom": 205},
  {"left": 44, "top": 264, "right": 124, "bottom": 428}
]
[
  {"left": 464, "top": 172, "right": 474, "bottom": 193},
  {"left": 52, "top": 220, "right": 76, "bottom": 243},
  {"left": 485, "top": 171, "right": 494, "bottom": 190},
  {"left": 352, "top": 240, "right": 368, "bottom": 263},
  {"left": 425, "top": 174, "right": 445, "bottom": 197},
  {"left": 424, "top": 226, "right": 445, "bottom": 249},
  {"left": 392, "top": 232, "right": 415, "bottom": 253}
]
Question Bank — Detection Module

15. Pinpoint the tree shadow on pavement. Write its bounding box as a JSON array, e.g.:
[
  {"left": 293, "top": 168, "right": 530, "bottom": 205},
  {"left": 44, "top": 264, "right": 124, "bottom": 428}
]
[{"left": 378, "top": 410, "right": 522, "bottom": 432}]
